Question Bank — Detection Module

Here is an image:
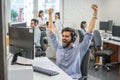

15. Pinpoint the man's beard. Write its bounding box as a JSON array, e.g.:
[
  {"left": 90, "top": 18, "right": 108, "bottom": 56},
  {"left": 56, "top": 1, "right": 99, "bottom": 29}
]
[{"left": 62, "top": 39, "right": 71, "bottom": 48}]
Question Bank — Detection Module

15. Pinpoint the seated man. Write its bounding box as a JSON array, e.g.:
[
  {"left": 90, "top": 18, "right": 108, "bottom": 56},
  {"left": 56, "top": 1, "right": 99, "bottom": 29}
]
[
  {"left": 48, "top": 4, "right": 98, "bottom": 79},
  {"left": 31, "top": 19, "right": 41, "bottom": 47}
]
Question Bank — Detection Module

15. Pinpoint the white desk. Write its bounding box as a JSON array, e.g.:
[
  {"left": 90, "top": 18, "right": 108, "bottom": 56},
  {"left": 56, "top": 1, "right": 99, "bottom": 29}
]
[
  {"left": 33, "top": 57, "right": 73, "bottom": 80},
  {"left": 8, "top": 56, "right": 73, "bottom": 80},
  {"left": 103, "top": 39, "right": 120, "bottom": 46}
]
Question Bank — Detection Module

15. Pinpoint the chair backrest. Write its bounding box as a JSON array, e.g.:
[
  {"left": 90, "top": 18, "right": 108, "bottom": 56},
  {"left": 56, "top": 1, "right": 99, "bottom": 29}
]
[
  {"left": 93, "top": 30, "right": 102, "bottom": 50},
  {"left": 81, "top": 50, "right": 90, "bottom": 80},
  {"left": 40, "top": 28, "right": 48, "bottom": 51},
  {"left": 78, "top": 30, "right": 84, "bottom": 43}
]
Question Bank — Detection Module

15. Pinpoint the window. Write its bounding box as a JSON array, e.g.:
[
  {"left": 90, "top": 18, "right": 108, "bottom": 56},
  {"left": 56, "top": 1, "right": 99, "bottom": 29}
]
[
  {"left": 38, "top": 0, "right": 60, "bottom": 22},
  {"left": 10, "top": 0, "right": 33, "bottom": 26},
  {"left": 10, "top": 0, "right": 60, "bottom": 26}
]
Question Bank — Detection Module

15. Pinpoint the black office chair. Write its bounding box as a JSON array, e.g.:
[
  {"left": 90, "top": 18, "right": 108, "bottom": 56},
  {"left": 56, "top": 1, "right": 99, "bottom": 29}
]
[
  {"left": 93, "top": 30, "right": 114, "bottom": 71},
  {"left": 35, "top": 28, "right": 48, "bottom": 57},
  {"left": 79, "top": 50, "right": 90, "bottom": 80}
]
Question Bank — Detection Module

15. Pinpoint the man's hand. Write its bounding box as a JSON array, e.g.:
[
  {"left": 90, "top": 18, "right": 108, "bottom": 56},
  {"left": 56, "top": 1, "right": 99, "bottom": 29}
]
[
  {"left": 87, "top": 4, "right": 98, "bottom": 33},
  {"left": 48, "top": 8, "right": 55, "bottom": 34},
  {"left": 92, "top": 4, "right": 98, "bottom": 17},
  {"left": 92, "top": 4, "right": 98, "bottom": 11},
  {"left": 48, "top": 8, "right": 54, "bottom": 15}
]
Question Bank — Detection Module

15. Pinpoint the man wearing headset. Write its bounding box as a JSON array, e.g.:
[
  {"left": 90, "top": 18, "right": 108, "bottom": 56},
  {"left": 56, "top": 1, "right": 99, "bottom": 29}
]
[
  {"left": 48, "top": 4, "right": 98, "bottom": 79},
  {"left": 31, "top": 19, "right": 41, "bottom": 47}
]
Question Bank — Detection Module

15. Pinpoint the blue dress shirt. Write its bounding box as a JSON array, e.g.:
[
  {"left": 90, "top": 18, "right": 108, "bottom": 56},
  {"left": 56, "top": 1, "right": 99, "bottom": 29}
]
[
  {"left": 49, "top": 33, "right": 93, "bottom": 79},
  {"left": 34, "top": 27, "right": 41, "bottom": 47}
]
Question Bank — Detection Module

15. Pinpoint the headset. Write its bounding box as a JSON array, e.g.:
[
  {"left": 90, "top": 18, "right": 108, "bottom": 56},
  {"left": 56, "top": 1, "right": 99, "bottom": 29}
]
[
  {"left": 31, "top": 19, "right": 38, "bottom": 26},
  {"left": 71, "top": 30, "right": 77, "bottom": 43},
  {"left": 34, "top": 19, "right": 39, "bottom": 26}
]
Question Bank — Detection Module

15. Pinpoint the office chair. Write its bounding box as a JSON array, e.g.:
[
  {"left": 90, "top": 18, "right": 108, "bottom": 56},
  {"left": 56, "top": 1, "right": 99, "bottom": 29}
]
[
  {"left": 79, "top": 50, "right": 90, "bottom": 80},
  {"left": 35, "top": 27, "right": 48, "bottom": 57},
  {"left": 93, "top": 30, "right": 114, "bottom": 71},
  {"left": 77, "top": 30, "right": 90, "bottom": 80}
]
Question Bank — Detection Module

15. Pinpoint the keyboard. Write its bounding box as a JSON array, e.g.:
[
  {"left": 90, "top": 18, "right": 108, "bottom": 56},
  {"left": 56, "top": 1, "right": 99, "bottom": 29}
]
[
  {"left": 112, "top": 39, "right": 120, "bottom": 42},
  {"left": 33, "top": 66, "right": 59, "bottom": 76}
]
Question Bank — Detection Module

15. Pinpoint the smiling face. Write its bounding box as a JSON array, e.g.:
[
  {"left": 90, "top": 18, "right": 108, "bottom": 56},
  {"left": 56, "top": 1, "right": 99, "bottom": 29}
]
[{"left": 62, "top": 31, "right": 72, "bottom": 48}]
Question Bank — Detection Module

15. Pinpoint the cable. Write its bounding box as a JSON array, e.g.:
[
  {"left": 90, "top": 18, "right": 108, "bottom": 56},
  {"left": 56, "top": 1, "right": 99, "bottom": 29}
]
[
  {"left": 14, "top": 62, "right": 32, "bottom": 66},
  {"left": 7, "top": 54, "right": 13, "bottom": 62}
]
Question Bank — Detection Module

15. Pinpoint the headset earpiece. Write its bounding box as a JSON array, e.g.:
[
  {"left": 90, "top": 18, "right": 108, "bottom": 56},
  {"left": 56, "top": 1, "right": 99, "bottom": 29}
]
[
  {"left": 71, "top": 31, "right": 77, "bottom": 43},
  {"left": 34, "top": 21, "right": 38, "bottom": 26}
]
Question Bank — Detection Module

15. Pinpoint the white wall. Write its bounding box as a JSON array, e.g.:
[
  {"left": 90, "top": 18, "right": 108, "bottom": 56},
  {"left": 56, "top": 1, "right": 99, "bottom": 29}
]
[
  {"left": 63, "top": 0, "right": 103, "bottom": 30},
  {"left": 100, "top": 0, "right": 120, "bottom": 25},
  {"left": 63, "top": 0, "right": 120, "bottom": 30}
]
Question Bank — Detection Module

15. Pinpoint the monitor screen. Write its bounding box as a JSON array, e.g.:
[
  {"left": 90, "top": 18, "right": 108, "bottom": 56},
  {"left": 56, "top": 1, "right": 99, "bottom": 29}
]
[
  {"left": 10, "top": 22, "right": 27, "bottom": 27},
  {"left": 99, "top": 21, "right": 109, "bottom": 31},
  {"left": 108, "top": 20, "right": 113, "bottom": 31},
  {"left": 112, "top": 26, "right": 120, "bottom": 37},
  {"left": 9, "top": 27, "right": 34, "bottom": 59}
]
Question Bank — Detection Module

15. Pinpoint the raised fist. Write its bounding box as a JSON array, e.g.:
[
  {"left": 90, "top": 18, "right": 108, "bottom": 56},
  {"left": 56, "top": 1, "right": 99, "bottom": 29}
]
[
  {"left": 92, "top": 4, "right": 98, "bottom": 11},
  {"left": 48, "top": 8, "right": 54, "bottom": 15}
]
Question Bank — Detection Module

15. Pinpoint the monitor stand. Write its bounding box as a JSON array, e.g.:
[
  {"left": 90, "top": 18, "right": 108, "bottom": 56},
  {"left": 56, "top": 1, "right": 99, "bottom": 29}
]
[
  {"left": 105, "top": 30, "right": 107, "bottom": 33},
  {"left": 11, "top": 50, "right": 32, "bottom": 66}
]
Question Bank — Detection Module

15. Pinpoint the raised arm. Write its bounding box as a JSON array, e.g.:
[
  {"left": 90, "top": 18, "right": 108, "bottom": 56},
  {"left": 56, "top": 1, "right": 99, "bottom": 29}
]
[
  {"left": 87, "top": 4, "right": 98, "bottom": 33},
  {"left": 48, "top": 8, "right": 55, "bottom": 34},
  {"left": 79, "top": 4, "right": 98, "bottom": 58},
  {"left": 48, "top": 8, "right": 61, "bottom": 51}
]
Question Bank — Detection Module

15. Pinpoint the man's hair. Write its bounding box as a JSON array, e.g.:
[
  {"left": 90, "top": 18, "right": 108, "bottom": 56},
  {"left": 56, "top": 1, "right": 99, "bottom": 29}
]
[
  {"left": 31, "top": 19, "right": 39, "bottom": 26},
  {"left": 38, "top": 10, "right": 44, "bottom": 17},
  {"left": 62, "top": 27, "right": 77, "bottom": 42},
  {"left": 55, "top": 12, "right": 60, "bottom": 19}
]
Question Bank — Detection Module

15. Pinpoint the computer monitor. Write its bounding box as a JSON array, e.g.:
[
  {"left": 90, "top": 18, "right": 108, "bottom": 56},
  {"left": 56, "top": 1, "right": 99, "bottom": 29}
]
[
  {"left": 9, "top": 27, "right": 34, "bottom": 64},
  {"left": 108, "top": 20, "right": 113, "bottom": 31},
  {"left": 112, "top": 26, "right": 120, "bottom": 37},
  {"left": 99, "top": 21, "right": 109, "bottom": 32},
  {"left": 10, "top": 22, "right": 27, "bottom": 27}
]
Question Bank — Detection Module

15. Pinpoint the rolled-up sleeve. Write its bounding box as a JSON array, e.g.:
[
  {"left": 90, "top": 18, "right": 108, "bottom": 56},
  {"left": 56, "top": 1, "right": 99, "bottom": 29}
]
[{"left": 49, "top": 34, "right": 61, "bottom": 51}]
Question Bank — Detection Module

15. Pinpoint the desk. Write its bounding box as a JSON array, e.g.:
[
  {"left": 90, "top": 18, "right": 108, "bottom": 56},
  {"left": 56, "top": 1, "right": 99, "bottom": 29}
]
[
  {"left": 8, "top": 56, "right": 73, "bottom": 80},
  {"left": 102, "top": 39, "right": 120, "bottom": 73},
  {"left": 33, "top": 57, "right": 73, "bottom": 80},
  {"left": 103, "top": 39, "right": 120, "bottom": 62}
]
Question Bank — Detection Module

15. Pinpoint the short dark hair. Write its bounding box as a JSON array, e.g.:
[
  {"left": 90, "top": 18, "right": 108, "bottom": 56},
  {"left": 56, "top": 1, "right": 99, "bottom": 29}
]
[
  {"left": 31, "top": 19, "right": 38, "bottom": 26},
  {"left": 80, "top": 21, "right": 86, "bottom": 29},
  {"left": 38, "top": 10, "right": 44, "bottom": 17},
  {"left": 62, "top": 27, "right": 77, "bottom": 42},
  {"left": 55, "top": 12, "right": 60, "bottom": 19}
]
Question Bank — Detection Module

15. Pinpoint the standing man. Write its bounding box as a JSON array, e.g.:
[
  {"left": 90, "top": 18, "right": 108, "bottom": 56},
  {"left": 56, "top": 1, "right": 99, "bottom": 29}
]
[{"left": 48, "top": 4, "right": 98, "bottom": 79}]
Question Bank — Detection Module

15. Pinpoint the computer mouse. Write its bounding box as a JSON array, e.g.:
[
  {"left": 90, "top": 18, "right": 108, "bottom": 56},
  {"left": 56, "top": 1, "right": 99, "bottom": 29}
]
[{"left": 109, "top": 38, "right": 112, "bottom": 40}]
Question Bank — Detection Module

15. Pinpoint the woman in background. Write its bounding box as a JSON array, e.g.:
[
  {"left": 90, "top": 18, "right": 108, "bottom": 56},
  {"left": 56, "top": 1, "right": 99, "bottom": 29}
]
[
  {"left": 80, "top": 21, "right": 87, "bottom": 35},
  {"left": 54, "top": 12, "right": 62, "bottom": 43},
  {"left": 37, "top": 10, "right": 46, "bottom": 28}
]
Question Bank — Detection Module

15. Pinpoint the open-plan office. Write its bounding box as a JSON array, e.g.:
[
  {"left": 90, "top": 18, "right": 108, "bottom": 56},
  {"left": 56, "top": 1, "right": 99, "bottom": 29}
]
[{"left": 1, "top": 0, "right": 120, "bottom": 80}]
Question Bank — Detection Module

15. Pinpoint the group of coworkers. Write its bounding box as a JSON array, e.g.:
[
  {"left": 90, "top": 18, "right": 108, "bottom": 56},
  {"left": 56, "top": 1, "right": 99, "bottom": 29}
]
[{"left": 30, "top": 4, "right": 98, "bottom": 80}]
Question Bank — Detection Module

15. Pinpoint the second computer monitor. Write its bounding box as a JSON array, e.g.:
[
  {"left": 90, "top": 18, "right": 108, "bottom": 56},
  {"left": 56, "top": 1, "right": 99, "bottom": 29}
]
[
  {"left": 112, "top": 26, "right": 120, "bottom": 37},
  {"left": 99, "top": 21, "right": 109, "bottom": 32}
]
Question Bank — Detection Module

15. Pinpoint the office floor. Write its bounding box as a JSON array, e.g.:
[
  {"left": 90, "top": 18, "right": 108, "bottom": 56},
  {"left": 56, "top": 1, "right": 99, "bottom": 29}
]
[{"left": 49, "top": 58, "right": 120, "bottom": 80}]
